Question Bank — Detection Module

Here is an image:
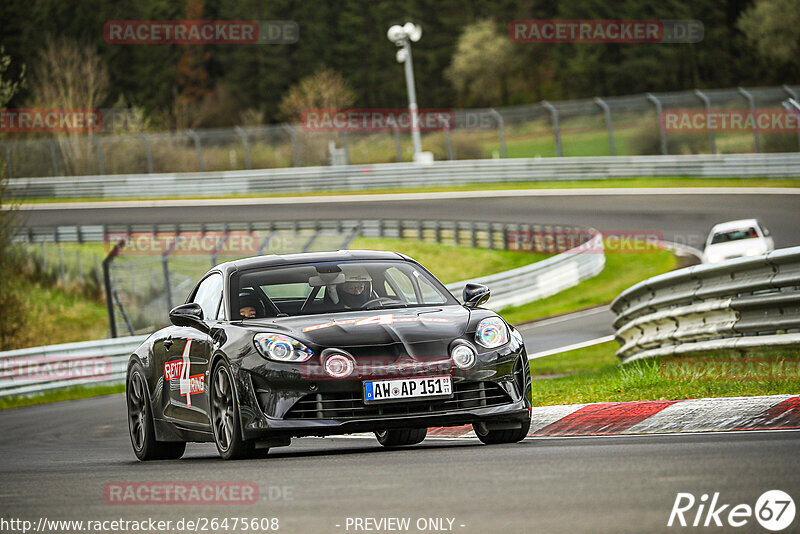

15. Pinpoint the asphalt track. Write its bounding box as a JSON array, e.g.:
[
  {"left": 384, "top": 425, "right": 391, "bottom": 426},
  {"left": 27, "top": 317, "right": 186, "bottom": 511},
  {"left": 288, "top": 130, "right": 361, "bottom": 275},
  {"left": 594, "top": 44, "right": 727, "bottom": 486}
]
[
  {"left": 1, "top": 396, "right": 798, "bottom": 533},
  {"left": 17, "top": 188, "right": 800, "bottom": 250},
  {"left": 517, "top": 306, "right": 614, "bottom": 356}
]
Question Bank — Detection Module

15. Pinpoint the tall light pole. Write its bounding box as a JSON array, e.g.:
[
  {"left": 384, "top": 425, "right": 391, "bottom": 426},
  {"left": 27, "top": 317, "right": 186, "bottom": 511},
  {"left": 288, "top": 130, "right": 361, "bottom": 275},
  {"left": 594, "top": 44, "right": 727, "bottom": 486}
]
[{"left": 387, "top": 22, "right": 430, "bottom": 162}]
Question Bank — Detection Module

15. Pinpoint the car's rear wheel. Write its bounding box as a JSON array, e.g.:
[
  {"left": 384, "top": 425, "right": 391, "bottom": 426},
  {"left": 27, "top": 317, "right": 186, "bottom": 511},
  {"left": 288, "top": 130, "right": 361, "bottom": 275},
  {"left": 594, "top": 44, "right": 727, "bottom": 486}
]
[
  {"left": 375, "top": 428, "right": 427, "bottom": 447},
  {"left": 127, "top": 362, "right": 186, "bottom": 461},
  {"left": 473, "top": 418, "right": 531, "bottom": 444},
  {"left": 211, "top": 360, "right": 256, "bottom": 460}
]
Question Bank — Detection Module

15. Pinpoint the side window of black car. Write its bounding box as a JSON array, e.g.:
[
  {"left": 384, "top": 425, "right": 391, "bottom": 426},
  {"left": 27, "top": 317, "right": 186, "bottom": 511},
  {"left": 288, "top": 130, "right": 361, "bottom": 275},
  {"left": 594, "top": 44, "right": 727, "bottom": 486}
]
[{"left": 192, "top": 273, "right": 223, "bottom": 321}]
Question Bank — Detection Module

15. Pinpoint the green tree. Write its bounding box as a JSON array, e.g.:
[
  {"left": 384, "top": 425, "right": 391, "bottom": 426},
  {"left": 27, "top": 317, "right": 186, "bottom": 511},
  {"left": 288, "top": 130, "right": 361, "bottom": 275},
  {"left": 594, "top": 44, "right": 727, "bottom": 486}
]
[
  {"left": 446, "top": 19, "right": 520, "bottom": 106},
  {"left": 738, "top": 0, "right": 800, "bottom": 67}
]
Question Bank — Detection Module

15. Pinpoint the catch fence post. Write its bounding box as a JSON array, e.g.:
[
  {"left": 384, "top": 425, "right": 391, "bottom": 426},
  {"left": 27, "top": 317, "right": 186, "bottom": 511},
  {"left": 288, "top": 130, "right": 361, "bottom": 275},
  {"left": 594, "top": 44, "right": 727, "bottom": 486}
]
[
  {"left": 646, "top": 93, "right": 668, "bottom": 155},
  {"left": 541, "top": 101, "right": 562, "bottom": 157}
]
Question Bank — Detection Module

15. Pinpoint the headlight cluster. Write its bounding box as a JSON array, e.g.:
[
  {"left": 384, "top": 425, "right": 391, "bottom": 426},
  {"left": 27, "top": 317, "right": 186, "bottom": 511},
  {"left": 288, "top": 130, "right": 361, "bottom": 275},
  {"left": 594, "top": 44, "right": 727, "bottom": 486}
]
[
  {"left": 475, "top": 317, "right": 509, "bottom": 348},
  {"left": 254, "top": 333, "right": 313, "bottom": 362}
]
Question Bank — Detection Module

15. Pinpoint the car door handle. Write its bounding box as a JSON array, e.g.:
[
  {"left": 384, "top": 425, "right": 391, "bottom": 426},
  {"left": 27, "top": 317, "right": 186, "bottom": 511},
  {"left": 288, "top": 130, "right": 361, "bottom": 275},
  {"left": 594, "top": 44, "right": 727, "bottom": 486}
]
[{"left": 163, "top": 337, "right": 174, "bottom": 350}]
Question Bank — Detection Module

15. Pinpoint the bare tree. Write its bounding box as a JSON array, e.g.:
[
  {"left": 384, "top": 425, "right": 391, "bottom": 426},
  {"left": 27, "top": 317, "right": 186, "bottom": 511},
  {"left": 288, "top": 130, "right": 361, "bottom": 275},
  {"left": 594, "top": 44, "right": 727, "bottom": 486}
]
[
  {"left": 28, "top": 37, "right": 109, "bottom": 175},
  {"left": 278, "top": 68, "right": 356, "bottom": 122},
  {"left": 278, "top": 68, "right": 357, "bottom": 165}
]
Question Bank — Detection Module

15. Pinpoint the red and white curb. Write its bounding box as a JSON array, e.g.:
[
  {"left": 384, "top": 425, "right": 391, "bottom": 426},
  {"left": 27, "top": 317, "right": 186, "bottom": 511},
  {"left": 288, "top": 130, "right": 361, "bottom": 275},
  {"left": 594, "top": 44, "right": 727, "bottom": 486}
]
[{"left": 421, "top": 394, "right": 800, "bottom": 439}]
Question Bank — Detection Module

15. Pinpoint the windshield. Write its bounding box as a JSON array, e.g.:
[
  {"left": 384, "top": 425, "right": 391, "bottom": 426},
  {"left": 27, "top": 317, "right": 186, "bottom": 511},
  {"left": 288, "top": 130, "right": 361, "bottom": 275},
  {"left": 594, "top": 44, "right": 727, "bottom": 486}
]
[
  {"left": 710, "top": 227, "right": 759, "bottom": 245},
  {"left": 230, "top": 260, "right": 457, "bottom": 319}
]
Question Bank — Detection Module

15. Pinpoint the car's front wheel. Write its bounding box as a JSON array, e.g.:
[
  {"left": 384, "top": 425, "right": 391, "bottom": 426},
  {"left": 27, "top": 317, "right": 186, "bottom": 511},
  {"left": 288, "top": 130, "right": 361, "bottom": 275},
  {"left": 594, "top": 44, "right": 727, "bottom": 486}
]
[
  {"left": 375, "top": 428, "right": 427, "bottom": 447},
  {"left": 210, "top": 360, "right": 257, "bottom": 460},
  {"left": 127, "top": 362, "right": 186, "bottom": 461},
  {"left": 473, "top": 418, "right": 531, "bottom": 445}
]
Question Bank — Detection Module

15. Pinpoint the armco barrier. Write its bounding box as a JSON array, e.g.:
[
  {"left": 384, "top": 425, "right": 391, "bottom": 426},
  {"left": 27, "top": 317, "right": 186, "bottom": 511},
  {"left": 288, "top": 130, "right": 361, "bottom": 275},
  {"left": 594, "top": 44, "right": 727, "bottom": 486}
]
[
  {"left": 2, "top": 220, "right": 605, "bottom": 397},
  {"left": 447, "top": 230, "right": 604, "bottom": 311},
  {"left": 7, "top": 153, "right": 800, "bottom": 200},
  {"left": 611, "top": 247, "right": 800, "bottom": 363},
  {"left": 0, "top": 335, "right": 147, "bottom": 398}
]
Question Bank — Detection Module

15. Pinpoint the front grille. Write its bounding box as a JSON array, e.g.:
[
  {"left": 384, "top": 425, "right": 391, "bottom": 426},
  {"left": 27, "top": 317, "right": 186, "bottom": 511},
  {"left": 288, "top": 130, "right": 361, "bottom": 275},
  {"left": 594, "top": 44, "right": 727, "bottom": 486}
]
[{"left": 284, "top": 381, "right": 512, "bottom": 420}]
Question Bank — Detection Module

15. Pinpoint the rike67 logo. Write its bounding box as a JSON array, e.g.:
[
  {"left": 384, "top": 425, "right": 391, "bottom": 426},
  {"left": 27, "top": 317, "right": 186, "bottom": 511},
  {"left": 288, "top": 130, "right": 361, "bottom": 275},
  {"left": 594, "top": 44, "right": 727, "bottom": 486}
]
[{"left": 668, "top": 490, "right": 795, "bottom": 531}]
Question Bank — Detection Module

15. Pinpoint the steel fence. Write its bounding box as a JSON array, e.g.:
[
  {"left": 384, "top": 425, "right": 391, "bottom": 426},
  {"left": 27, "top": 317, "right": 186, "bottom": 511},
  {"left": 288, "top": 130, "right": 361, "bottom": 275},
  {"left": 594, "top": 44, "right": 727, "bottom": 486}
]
[
  {"left": 2, "top": 85, "right": 799, "bottom": 180},
  {"left": 611, "top": 247, "right": 800, "bottom": 363}
]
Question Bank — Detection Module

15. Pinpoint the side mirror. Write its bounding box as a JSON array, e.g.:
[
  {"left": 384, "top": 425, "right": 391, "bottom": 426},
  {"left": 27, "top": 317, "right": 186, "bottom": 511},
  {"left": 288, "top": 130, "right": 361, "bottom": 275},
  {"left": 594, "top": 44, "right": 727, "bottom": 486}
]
[
  {"left": 169, "top": 303, "right": 209, "bottom": 333},
  {"left": 463, "top": 283, "right": 490, "bottom": 309}
]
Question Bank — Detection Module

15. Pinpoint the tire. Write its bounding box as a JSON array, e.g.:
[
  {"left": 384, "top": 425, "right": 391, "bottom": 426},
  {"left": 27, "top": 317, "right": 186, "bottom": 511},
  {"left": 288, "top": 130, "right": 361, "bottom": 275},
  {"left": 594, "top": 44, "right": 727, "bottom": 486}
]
[
  {"left": 473, "top": 418, "right": 531, "bottom": 445},
  {"left": 126, "top": 361, "right": 186, "bottom": 461},
  {"left": 375, "top": 427, "right": 427, "bottom": 447},
  {"left": 210, "top": 359, "right": 256, "bottom": 460}
]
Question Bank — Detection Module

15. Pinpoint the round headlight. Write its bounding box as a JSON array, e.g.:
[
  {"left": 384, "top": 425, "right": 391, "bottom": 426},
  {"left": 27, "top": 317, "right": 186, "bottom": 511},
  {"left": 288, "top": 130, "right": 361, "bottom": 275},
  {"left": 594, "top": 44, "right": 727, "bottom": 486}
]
[
  {"left": 254, "top": 333, "right": 313, "bottom": 362},
  {"left": 324, "top": 353, "right": 355, "bottom": 378},
  {"left": 475, "top": 317, "right": 509, "bottom": 349},
  {"left": 451, "top": 344, "right": 476, "bottom": 369}
]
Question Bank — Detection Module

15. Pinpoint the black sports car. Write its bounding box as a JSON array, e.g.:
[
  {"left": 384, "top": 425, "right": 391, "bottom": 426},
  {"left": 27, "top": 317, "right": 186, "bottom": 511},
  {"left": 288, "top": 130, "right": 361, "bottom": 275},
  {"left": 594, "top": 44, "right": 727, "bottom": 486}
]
[{"left": 126, "top": 250, "right": 532, "bottom": 460}]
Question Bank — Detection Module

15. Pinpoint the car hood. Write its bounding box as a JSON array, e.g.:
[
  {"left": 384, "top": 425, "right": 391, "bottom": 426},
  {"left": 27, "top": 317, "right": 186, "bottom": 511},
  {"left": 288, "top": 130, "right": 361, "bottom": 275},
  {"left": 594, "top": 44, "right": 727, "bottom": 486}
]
[
  {"left": 704, "top": 238, "right": 765, "bottom": 258},
  {"left": 243, "top": 305, "right": 470, "bottom": 348}
]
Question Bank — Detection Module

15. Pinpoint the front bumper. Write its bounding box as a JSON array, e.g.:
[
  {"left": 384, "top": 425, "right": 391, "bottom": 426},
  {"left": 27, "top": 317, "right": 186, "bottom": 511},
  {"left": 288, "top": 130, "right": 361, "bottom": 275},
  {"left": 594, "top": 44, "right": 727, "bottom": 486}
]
[{"left": 234, "top": 344, "right": 532, "bottom": 441}]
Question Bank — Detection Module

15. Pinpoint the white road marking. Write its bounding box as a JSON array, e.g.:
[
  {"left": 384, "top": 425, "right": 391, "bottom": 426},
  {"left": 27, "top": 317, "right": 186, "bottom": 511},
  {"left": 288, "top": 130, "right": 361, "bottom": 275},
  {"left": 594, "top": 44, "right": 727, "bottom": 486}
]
[{"left": 527, "top": 335, "right": 615, "bottom": 360}]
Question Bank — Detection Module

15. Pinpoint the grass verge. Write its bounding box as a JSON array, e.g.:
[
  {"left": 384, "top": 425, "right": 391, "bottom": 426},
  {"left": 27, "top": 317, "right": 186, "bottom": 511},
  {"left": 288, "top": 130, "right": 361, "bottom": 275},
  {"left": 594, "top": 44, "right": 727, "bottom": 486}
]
[
  {"left": 500, "top": 243, "right": 677, "bottom": 324},
  {"left": 530, "top": 341, "right": 800, "bottom": 406},
  {"left": 8, "top": 279, "right": 108, "bottom": 350},
  {"left": 0, "top": 384, "right": 124, "bottom": 410},
  {"left": 17, "top": 177, "right": 800, "bottom": 204}
]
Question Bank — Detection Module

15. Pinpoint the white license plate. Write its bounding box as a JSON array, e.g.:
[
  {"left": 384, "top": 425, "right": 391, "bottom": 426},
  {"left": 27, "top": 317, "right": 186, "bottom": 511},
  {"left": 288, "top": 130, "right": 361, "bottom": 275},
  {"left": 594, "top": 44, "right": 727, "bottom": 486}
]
[{"left": 363, "top": 376, "right": 452, "bottom": 403}]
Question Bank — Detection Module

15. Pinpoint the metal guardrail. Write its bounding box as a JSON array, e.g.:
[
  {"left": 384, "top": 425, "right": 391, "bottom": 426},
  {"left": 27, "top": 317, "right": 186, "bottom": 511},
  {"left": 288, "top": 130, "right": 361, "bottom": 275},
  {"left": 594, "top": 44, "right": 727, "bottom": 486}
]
[
  {"left": 447, "top": 230, "right": 604, "bottom": 311},
  {"left": 7, "top": 153, "right": 800, "bottom": 200},
  {"left": 0, "top": 335, "right": 147, "bottom": 398},
  {"left": 611, "top": 247, "right": 800, "bottom": 363},
  {"left": 13, "top": 218, "right": 594, "bottom": 251},
  {"left": 3, "top": 220, "right": 605, "bottom": 397}
]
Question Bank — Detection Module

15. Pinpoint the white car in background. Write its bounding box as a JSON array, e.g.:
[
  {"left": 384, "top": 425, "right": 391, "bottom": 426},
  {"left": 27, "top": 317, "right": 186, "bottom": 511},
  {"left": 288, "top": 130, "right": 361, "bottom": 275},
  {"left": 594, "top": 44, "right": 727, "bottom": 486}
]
[{"left": 702, "top": 219, "right": 775, "bottom": 264}]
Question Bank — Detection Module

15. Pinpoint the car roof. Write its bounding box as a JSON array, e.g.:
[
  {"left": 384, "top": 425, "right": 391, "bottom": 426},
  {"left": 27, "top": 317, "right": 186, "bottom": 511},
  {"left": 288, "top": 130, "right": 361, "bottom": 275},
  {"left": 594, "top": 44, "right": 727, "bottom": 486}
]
[
  {"left": 710, "top": 219, "right": 762, "bottom": 233},
  {"left": 213, "top": 249, "right": 412, "bottom": 276}
]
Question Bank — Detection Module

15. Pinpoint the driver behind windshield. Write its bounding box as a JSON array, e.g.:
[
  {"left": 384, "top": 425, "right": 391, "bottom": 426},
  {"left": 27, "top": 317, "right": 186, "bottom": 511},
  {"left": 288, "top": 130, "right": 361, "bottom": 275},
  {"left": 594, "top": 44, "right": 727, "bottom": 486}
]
[
  {"left": 333, "top": 268, "right": 372, "bottom": 310},
  {"left": 238, "top": 293, "right": 261, "bottom": 319}
]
